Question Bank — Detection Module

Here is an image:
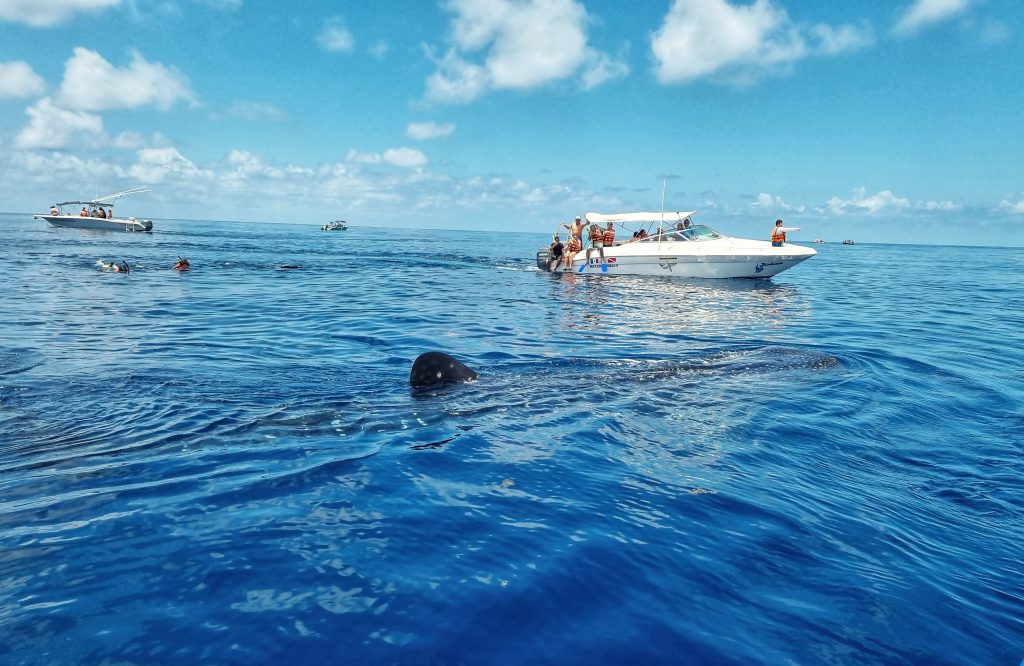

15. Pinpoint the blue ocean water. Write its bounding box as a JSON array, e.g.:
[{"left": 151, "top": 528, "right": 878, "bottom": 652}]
[{"left": 0, "top": 213, "right": 1021, "bottom": 665}]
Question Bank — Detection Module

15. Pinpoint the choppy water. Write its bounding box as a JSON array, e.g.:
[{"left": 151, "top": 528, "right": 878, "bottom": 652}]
[{"left": 1, "top": 213, "right": 1021, "bottom": 665}]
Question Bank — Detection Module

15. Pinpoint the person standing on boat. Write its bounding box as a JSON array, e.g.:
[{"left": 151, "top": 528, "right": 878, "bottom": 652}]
[
  {"left": 771, "top": 219, "right": 800, "bottom": 247},
  {"left": 548, "top": 235, "right": 564, "bottom": 271},
  {"left": 586, "top": 222, "right": 606, "bottom": 266},
  {"left": 563, "top": 216, "right": 585, "bottom": 245}
]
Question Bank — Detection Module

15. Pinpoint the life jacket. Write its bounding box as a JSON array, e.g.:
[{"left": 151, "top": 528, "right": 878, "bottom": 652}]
[
  {"left": 567, "top": 237, "right": 580, "bottom": 252},
  {"left": 603, "top": 227, "right": 615, "bottom": 244},
  {"left": 588, "top": 226, "right": 603, "bottom": 241},
  {"left": 771, "top": 227, "right": 786, "bottom": 243}
]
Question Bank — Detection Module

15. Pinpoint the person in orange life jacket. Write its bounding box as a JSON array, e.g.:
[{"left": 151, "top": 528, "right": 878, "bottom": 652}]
[
  {"left": 586, "top": 223, "right": 606, "bottom": 265},
  {"left": 548, "top": 235, "right": 564, "bottom": 271},
  {"left": 173, "top": 256, "right": 190, "bottom": 271},
  {"left": 771, "top": 219, "right": 800, "bottom": 247},
  {"left": 563, "top": 235, "right": 581, "bottom": 269},
  {"left": 603, "top": 222, "right": 615, "bottom": 246}
]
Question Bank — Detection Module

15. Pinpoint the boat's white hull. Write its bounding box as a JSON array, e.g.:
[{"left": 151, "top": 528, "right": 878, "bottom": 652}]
[
  {"left": 35, "top": 214, "right": 153, "bottom": 232},
  {"left": 547, "top": 238, "right": 815, "bottom": 278}
]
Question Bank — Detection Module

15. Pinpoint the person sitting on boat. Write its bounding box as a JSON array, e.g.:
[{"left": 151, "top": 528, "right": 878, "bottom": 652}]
[
  {"left": 563, "top": 235, "right": 581, "bottom": 269},
  {"left": 603, "top": 222, "right": 615, "bottom": 247},
  {"left": 548, "top": 235, "right": 564, "bottom": 271},
  {"left": 173, "top": 256, "right": 190, "bottom": 271},
  {"left": 50, "top": 205, "right": 59, "bottom": 215},
  {"left": 771, "top": 219, "right": 800, "bottom": 247},
  {"left": 80, "top": 207, "right": 89, "bottom": 217}
]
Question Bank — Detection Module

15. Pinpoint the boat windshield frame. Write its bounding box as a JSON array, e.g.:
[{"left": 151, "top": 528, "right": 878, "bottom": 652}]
[{"left": 633, "top": 224, "right": 724, "bottom": 243}]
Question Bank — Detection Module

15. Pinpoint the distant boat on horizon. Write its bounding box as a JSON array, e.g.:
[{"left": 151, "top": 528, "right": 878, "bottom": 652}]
[
  {"left": 321, "top": 220, "right": 348, "bottom": 231},
  {"left": 843, "top": 239, "right": 855, "bottom": 245},
  {"left": 813, "top": 239, "right": 825, "bottom": 244}
]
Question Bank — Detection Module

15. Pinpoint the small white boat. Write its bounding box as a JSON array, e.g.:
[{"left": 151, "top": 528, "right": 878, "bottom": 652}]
[
  {"left": 35, "top": 187, "right": 153, "bottom": 232},
  {"left": 813, "top": 239, "right": 825, "bottom": 244},
  {"left": 537, "top": 211, "right": 816, "bottom": 279},
  {"left": 321, "top": 220, "right": 348, "bottom": 231},
  {"left": 842, "top": 239, "right": 855, "bottom": 245}
]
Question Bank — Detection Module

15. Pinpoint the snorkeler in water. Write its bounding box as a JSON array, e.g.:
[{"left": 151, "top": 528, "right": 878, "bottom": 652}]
[{"left": 173, "top": 256, "right": 190, "bottom": 271}]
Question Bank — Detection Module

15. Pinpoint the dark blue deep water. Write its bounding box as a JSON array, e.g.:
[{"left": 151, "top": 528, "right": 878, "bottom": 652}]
[{"left": 1, "top": 214, "right": 1021, "bottom": 665}]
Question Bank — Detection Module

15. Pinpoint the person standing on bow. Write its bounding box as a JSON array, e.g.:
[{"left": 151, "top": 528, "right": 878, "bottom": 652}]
[{"left": 771, "top": 219, "right": 800, "bottom": 247}]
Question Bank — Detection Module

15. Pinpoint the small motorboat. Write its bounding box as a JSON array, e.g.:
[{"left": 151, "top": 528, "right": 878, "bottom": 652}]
[
  {"left": 813, "top": 239, "right": 825, "bottom": 244},
  {"left": 321, "top": 220, "right": 348, "bottom": 231},
  {"left": 842, "top": 239, "right": 855, "bottom": 245},
  {"left": 35, "top": 187, "right": 153, "bottom": 232},
  {"left": 536, "top": 210, "right": 816, "bottom": 279}
]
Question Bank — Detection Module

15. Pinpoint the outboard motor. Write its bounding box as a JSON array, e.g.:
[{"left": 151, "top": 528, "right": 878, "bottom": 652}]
[{"left": 536, "top": 247, "right": 551, "bottom": 271}]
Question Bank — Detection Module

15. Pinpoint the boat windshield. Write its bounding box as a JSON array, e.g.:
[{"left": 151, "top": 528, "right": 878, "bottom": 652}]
[{"left": 636, "top": 224, "right": 723, "bottom": 242}]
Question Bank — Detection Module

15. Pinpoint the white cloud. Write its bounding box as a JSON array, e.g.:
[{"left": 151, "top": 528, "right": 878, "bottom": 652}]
[
  {"left": 425, "top": 0, "right": 626, "bottom": 104},
  {"left": 651, "top": 0, "right": 871, "bottom": 86},
  {"left": 651, "top": 0, "right": 801, "bottom": 84},
  {"left": 826, "top": 188, "right": 911, "bottom": 215},
  {"left": 809, "top": 22, "right": 875, "bottom": 56},
  {"left": 406, "top": 121, "right": 455, "bottom": 140},
  {"left": 753, "top": 192, "right": 805, "bottom": 213},
  {"left": 383, "top": 147, "right": 428, "bottom": 168},
  {"left": 998, "top": 198, "right": 1024, "bottom": 215},
  {"left": 923, "top": 200, "right": 961, "bottom": 211},
  {"left": 346, "top": 149, "right": 381, "bottom": 165},
  {"left": 121, "top": 147, "right": 209, "bottom": 183},
  {"left": 14, "top": 97, "right": 104, "bottom": 149},
  {"left": 0, "top": 61, "right": 47, "bottom": 98},
  {"left": 0, "top": 0, "right": 120, "bottom": 27},
  {"left": 368, "top": 40, "right": 389, "bottom": 59},
  {"left": 317, "top": 17, "right": 354, "bottom": 52},
  {"left": 893, "top": 0, "right": 973, "bottom": 36},
  {"left": 579, "top": 47, "right": 630, "bottom": 91},
  {"left": 56, "top": 48, "right": 196, "bottom": 111},
  {"left": 424, "top": 50, "right": 490, "bottom": 105},
  {"left": 345, "top": 147, "right": 427, "bottom": 168}
]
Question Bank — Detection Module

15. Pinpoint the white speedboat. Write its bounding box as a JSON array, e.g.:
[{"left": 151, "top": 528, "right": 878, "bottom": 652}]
[
  {"left": 321, "top": 220, "right": 348, "bottom": 231},
  {"left": 35, "top": 187, "right": 153, "bottom": 232},
  {"left": 537, "top": 211, "right": 815, "bottom": 278}
]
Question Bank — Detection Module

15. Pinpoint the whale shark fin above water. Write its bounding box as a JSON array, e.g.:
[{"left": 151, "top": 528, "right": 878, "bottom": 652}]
[{"left": 410, "top": 352, "right": 479, "bottom": 387}]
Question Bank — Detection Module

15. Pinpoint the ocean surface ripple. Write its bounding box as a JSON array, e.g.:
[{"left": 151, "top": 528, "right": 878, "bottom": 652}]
[{"left": 1, "top": 215, "right": 1022, "bottom": 665}]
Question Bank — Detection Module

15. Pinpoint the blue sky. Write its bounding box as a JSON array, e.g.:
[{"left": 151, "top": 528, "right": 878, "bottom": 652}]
[{"left": 1, "top": 0, "right": 1022, "bottom": 245}]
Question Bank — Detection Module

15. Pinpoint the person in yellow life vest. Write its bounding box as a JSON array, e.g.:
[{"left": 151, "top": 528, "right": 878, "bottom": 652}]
[{"left": 771, "top": 219, "right": 800, "bottom": 247}]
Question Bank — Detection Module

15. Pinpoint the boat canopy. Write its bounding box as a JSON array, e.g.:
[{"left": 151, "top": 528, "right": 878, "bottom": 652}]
[
  {"left": 55, "top": 200, "right": 118, "bottom": 207},
  {"left": 585, "top": 211, "right": 696, "bottom": 225},
  {"left": 54, "top": 186, "right": 150, "bottom": 208}
]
